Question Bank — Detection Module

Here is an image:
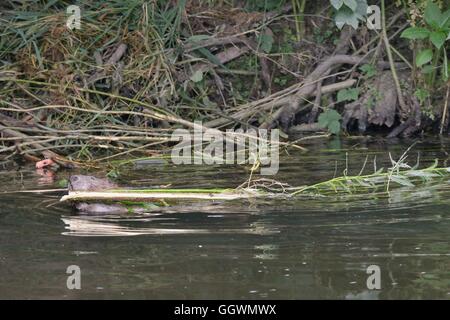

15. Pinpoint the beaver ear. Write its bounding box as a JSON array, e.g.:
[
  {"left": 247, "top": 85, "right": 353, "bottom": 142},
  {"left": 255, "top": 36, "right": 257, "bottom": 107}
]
[{"left": 72, "top": 176, "right": 79, "bottom": 181}]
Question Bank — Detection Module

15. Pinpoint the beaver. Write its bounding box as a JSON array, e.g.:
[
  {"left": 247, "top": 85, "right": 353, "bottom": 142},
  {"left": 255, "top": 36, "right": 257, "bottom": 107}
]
[
  {"left": 68, "top": 175, "right": 153, "bottom": 215},
  {"left": 68, "top": 175, "right": 118, "bottom": 192}
]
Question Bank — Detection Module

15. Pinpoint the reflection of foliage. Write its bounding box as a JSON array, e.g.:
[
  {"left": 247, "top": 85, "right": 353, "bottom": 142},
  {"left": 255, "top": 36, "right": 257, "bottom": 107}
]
[{"left": 413, "top": 275, "right": 450, "bottom": 289}]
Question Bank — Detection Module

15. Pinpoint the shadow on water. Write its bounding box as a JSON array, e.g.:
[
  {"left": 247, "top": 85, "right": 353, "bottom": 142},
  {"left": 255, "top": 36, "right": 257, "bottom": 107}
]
[{"left": 0, "top": 138, "right": 450, "bottom": 299}]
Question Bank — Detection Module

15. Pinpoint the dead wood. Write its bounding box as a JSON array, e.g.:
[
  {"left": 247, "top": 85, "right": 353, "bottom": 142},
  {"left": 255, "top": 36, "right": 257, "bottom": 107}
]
[
  {"left": 387, "top": 97, "right": 421, "bottom": 138},
  {"left": 205, "top": 79, "right": 357, "bottom": 128},
  {"left": 289, "top": 123, "right": 323, "bottom": 133},
  {"left": 259, "top": 55, "right": 402, "bottom": 130},
  {"left": 191, "top": 45, "right": 250, "bottom": 76}
]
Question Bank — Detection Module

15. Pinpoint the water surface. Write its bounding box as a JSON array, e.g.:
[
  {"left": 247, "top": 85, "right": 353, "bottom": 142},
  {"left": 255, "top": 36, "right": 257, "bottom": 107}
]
[{"left": 1, "top": 137, "right": 449, "bottom": 299}]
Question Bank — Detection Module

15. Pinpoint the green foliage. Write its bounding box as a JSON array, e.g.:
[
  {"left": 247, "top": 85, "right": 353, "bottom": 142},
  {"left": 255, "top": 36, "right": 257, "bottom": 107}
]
[
  {"left": 416, "top": 48, "right": 434, "bottom": 67},
  {"left": 424, "top": 1, "right": 450, "bottom": 29},
  {"left": 57, "top": 178, "right": 69, "bottom": 188},
  {"left": 429, "top": 31, "right": 447, "bottom": 49},
  {"left": 274, "top": 76, "right": 288, "bottom": 86},
  {"left": 400, "top": 27, "right": 431, "bottom": 40},
  {"left": 313, "top": 23, "right": 336, "bottom": 43},
  {"left": 318, "top": 109, "right": 342, "bottom": 134},
  {"left": 190, "top": 70, "right": 203, "bottom": 83},
  {"left": 292, "top": 0, "right": 307, "bottom": 41},
  {"left": 258, "top": 33, "right": 274, "bottom": 53},
  {"left": 415, "top": 87, "right": 431, "bottom": 104},
  {"left": 155, "top": 0, "right": 186, "bottom": 47},
  {"left": 292, "top": 156, "right": 450, "bottom": 196},
  {"left": 401, "top": 2, "right": 450, "bottom": 81},
  {"left": 106, "top": 168, "right": 120, "bottom": 180},
  {"left": 330, "top": 0, "right": 368, "bottom": 29},
  {"left": 245, "top": 0, "right": 285, "bottom": 11},
  {"left": 359, "top": 64, "right": 377, "bottom": 78},
  {"left": 337, "top": 87, "right": 360, "bottom": 102}
]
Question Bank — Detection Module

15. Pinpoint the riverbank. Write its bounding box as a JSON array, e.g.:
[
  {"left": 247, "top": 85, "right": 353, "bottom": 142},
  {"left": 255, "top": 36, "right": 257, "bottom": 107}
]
[{"left": 1, "top": 1, "right": 449, "bottom": 169}]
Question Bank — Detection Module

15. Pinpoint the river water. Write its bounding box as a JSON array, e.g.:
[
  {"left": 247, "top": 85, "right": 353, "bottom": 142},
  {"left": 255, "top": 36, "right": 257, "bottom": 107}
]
[{"left": 0, "top": 137, "right": 449, "bottom": 299}]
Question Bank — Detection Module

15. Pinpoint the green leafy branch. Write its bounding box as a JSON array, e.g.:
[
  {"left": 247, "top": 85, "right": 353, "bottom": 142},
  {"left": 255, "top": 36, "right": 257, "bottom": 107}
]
[
  {"left": 401, "top": 2, "right": 450, "bottom": 82},
  {"left": 291, "top": 157, "right": 450, "bottom": 197}
]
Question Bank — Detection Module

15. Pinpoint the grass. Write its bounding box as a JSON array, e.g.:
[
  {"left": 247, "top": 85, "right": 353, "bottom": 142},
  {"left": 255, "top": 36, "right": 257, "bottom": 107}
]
[
  {"left": 0, "top": 0, "right": 184, "bottom": 162},
  {"left": 291, "top": 144, "right": 450, "bottom": 196},
  {"left": 291, "top": 160, "right": 450, "bottom": 196},
  {"left": 0, "top": 0, "right": 305, "bottom": 164}
]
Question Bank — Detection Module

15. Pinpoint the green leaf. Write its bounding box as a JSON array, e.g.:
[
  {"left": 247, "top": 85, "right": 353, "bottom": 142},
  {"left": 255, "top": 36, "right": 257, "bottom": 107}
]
[
  {"left": 202, "top": 96, "right": 217, "bottom": 108},
  {"left": 318, "top": 109, "right": 342, "bottom": 135},
  {"left": 57, "top": 179, "right": 69, "bottom": 188},
  {"left": 190, "top": 70, "right": 203, "bottom": 82},
  {"left": 390, "top": 176, "right": 414, "bottom": 187},
  {"left": 197, "top": 47, "right": 222, "bottom": 66},
  {"left": 335, "top": 6, "right": 359, "bottom": 29},
  {"left": 354, "top": 0, "right": 368, "bottom": 19},
  {"left": 430, "top": 31, "right": 447, "bottom": 49},
  {"left": 416, "top": 49, "right": 433, "bottom": 67},
  {"left": 329, "top": 110, "right": 342, "bottom": 122},
  {"left": 331, "top": 0, "right": 344, "bottom": 10},
  {"left": 425, "top": 159, "right": 439, "bottom": 170},
  {"left": 400, "top": 27, "right": 430, "bottom": 40},
  {"left": 258, "top": 33, "right": 274, "bottom": 54},
  {"left": 421, "top": 65, "right": 434, "bottom": 74},
  {"left": 186, "top": 35, "right": 211, "bottom": 43},
  {"left": 424, "top": 2, "right": 442, "bottom": 29},
  {"left": 328, "top": 120, "right": 341, "bottom": 135},
  {"left": 405, "top": 170, "right": 439, "bottom": 178},
  {"left": 343, "top": 0, "right": 357, "bottom": 11},
  {"left": 318, "top": 113, "right": 329, "bottom": 127},
  {"left": 414, "top": 88, "right": 430, "bottom": 104},
  {"left": 441, "top": 9, "right": 450, "bottom": 28},
  {"left": 337, "top": 88, "right": 359, "bottom": 102},
  {"left": 359, "top": 64, "right": 377, "bottom": 77}
]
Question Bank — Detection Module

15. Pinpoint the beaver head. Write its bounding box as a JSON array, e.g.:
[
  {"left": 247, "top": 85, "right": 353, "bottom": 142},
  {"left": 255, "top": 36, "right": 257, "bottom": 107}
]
[{"left": 68, "top": 175, "right": 118, "bottom": 191}]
